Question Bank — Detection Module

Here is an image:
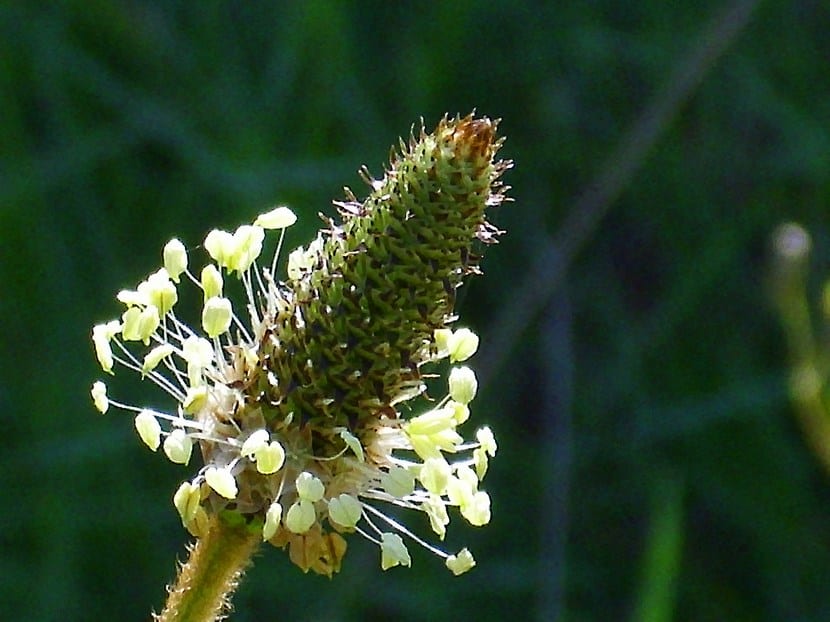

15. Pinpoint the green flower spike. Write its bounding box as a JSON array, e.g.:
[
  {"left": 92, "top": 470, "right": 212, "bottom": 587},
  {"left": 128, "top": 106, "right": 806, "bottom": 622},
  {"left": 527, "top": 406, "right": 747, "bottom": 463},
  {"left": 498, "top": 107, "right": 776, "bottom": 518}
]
[{"left": 90, "top": 114, "right": 509, "bottom": 621}]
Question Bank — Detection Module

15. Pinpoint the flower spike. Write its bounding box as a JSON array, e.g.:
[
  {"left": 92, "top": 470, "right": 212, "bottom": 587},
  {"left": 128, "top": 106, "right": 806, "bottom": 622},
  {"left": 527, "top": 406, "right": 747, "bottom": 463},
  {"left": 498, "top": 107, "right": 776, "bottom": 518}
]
[{"left": 89, "top": 114, "right": 509, "bottom": 578}]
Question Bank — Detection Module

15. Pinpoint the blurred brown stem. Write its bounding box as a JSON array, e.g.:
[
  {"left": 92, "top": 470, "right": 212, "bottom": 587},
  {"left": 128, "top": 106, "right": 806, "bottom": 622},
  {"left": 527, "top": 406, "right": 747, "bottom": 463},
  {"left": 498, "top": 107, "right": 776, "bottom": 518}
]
[{"left": 479, "top": 0, "right": 760, "bottom": 386}]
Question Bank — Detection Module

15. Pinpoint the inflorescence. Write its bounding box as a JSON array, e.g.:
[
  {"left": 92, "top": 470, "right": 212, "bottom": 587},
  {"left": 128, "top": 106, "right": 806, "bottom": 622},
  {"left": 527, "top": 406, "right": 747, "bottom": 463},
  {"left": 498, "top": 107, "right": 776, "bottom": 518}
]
[{"left": 90, "top": 114, "right": 509, "bottom": 577}]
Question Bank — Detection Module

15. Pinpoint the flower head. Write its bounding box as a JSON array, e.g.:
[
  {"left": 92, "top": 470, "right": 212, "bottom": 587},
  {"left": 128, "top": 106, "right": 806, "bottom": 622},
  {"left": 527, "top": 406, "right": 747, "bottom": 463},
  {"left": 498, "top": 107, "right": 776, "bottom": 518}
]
[{"left": 90, "top": 114, "right": 509, "bottom": 577}]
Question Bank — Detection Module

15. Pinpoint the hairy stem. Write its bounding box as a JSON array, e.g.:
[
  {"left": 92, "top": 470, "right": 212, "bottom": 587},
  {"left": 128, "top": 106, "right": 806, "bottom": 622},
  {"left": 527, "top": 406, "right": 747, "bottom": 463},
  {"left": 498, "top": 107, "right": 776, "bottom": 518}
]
[{"left": 157, "top": 516, "right": 260, "bottom": 622}]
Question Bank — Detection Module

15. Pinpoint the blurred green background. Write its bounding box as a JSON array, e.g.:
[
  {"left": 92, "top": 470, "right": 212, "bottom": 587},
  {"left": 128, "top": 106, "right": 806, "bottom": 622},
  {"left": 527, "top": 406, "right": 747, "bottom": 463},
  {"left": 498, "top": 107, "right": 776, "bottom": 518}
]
[{"left": 3, "top": 1, "right": 830, "bottom": 620}]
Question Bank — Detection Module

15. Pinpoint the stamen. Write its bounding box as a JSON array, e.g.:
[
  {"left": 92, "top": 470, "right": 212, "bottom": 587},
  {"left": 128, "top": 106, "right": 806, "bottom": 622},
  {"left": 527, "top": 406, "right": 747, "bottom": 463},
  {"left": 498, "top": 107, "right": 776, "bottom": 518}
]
[{"left": 362, "top": 503, "right": 449, "bottom": 559}]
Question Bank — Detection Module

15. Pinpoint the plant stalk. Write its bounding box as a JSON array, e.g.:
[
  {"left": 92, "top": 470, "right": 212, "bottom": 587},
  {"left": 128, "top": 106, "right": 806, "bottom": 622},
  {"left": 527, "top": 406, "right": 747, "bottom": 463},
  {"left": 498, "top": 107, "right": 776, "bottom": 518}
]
[{"left": 156, "top": 516, "right": 260, "bottom": 622}]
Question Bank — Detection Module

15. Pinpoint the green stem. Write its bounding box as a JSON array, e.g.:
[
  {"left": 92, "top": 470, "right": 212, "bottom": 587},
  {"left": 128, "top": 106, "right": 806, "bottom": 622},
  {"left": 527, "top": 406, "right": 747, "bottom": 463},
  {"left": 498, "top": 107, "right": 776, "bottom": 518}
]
[
  {"left": 157, "top": 516, "right": 261, "bottom": 622},
  {"left": 772, "top": 247, "right": 830, "bottom": 475}
]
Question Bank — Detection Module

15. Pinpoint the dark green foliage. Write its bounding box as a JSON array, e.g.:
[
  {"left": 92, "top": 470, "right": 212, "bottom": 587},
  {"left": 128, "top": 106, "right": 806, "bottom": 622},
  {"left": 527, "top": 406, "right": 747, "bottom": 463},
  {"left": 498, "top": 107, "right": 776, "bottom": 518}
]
[{"left": 3, "top": 1, "right": 830, "bottom": 621}]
